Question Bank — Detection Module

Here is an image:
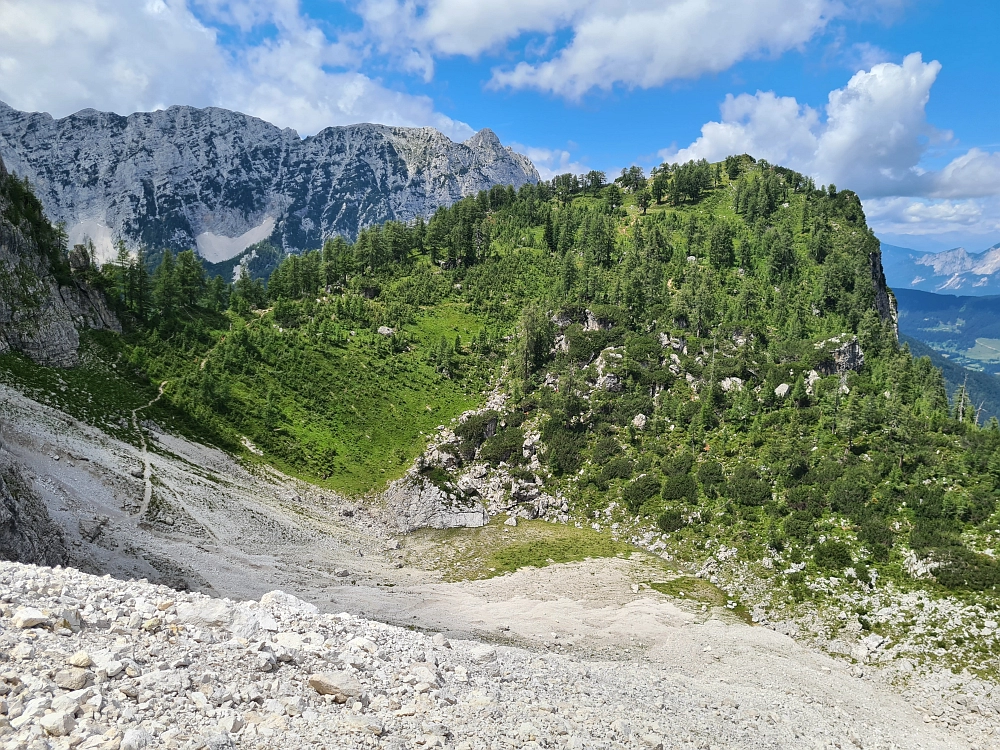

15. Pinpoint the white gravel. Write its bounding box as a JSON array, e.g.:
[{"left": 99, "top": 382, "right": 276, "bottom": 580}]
[{"left": 0, "top": 561, "right": 982, "bottom": 750}]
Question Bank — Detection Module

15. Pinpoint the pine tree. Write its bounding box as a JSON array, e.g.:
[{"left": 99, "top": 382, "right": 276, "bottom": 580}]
[{"left": 152, "top": 250, "right": 183, "bottom": 322}]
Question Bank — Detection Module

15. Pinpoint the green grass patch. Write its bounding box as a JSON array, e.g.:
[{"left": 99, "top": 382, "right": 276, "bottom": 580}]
[
  {"left": 965, "top": 337, "right": 1000, "bottom": 363},
  {"left": 649, "top": 576, "right": 752, "bottom": 623},
  {"left": 408, "top": 518, "right": 631, "bottom": 581}
]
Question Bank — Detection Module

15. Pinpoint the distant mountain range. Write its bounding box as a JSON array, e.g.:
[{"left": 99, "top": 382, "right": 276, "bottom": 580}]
[
  {"left": 881, "top": 242, "right": 1000, "bottom": 296},
  {"left": 0, "top": 101, "right": 539, "bottom": 264}
]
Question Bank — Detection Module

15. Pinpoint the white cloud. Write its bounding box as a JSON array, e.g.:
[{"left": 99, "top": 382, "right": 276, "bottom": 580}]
[
  {"left": 357, "top": 0, "right": 901, "bottom": 99},
  {"left": 663, "top": 92, "right": 821, "bottom": 170},
  {"left": 666, "top": 53, "right": 1000, "bottom": 240},
  {"left": 669, "top": 53, "right": 942, "bottom": 196},
  {"left": 511, "top": 143, "right": 587, "bottom": 180},
  {"left": 0, "top": 0, "right": 472, "bottom": 139},
  {"left": 491, "top": 0, "right": 834, "bottom": 98},
  {"left": 864, "top": 197, "right": 1000, "bottom": 238}
]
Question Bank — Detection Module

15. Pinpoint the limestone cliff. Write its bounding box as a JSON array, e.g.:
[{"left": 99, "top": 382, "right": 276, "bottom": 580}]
[
  {"left": 0, "top": 153, "right": 120, "bottom": 367},
  {"left": 0, "top": 101, "right": 540, "bottom": 262}
]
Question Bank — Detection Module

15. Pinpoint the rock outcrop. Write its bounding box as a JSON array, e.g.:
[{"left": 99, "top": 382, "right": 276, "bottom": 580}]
[
  {"left": 0, "top": 153, "right": 120, "bottom": 367},
  {"left": 0, "top": 450, "right": 68, "bottom": 567},
  {"left": 0, "top": 101, "right": 540, "bottom": 262}
]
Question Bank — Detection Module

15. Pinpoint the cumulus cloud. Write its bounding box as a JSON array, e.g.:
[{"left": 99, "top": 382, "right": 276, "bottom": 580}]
[
  {"left": 357, "top": 0, "right": 901, "bottom": 98},
  {"left": 0, "top": 0, "right": 473, "bottom": 139},
  {"left": 864, "top": 197, "right": 1000, "bottom": 239},
  {"left": 668, "top": 53, "right": 942, "bottom": 195},
  {"left": 491, "top": 0, "right": 834, "bottom": 98},
  {"left": 665, "top": 53, "right": 1000, "bottom": 240},
  {"left": 511, "top": 143, "right": 588, "bottom": 180}
]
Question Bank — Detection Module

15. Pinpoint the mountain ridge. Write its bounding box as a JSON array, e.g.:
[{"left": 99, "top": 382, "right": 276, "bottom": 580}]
[
  {"left": 881, "top": 241, "right": 1000, "bottom": 295},
  {"left": 0, "top": 100, "right": 539, "bottom": 263}
]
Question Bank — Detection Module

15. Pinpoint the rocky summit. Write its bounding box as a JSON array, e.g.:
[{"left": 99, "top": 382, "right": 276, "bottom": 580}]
[{"left": 0, "top": 101, "right": 539, "bottom": 262}]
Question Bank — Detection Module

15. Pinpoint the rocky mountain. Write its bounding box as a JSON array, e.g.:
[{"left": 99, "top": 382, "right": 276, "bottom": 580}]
[
  {"left": 881, "top": 242, "right": 1000, "bottom": 296},
  {"left": 0, "top": 101, "right": 539, "bottom": 264},
  {"left": 0, "top": 153, "right": 119, "bottom": 368}
]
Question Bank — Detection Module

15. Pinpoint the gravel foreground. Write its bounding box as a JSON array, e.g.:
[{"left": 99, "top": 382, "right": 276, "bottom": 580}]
[{"left": 0, "top": 562, "right": 980, "bottom": 750}]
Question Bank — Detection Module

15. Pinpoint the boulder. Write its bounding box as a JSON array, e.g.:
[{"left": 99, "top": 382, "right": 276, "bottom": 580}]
[
  {"left": 176, "top": 599, "right": 233, "bottom": 628},
  {"left": 68, "top": 651, "right": 92, "bottom": 668},
  {"left": 308, "top": 671, "right": 364, "bottom": 700},
  {"left": 51, "top": 686, "right": 96, "bottom": 714},
  {"left": 12, "top": 606, "right": 47, "bottom": 629},
  {"left": 39, "top": 711, "right": 75, "bottom": 737},
  {"left": 137, "top": 669, "right": 191, "bottom": 695},
  {"left": 469, "top": 645, "right": 497, "bottom": 663},
  {"left": 720, "top": 377, "right": 743, "bottom": 393},
  {"left": 260, "top": 590, "right": 319, "bottom": 615},
  {"left": 121, "top": 727, "right": 153, "bottom": 750},
  {"left": 53, "top": 668, "right": 91, "bottom": 690}
]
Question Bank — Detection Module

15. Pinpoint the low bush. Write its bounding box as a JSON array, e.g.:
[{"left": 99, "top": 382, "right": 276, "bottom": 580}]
[
  {"left": 814, "top": 540, "right": 852, "bottom": 571},
  {"left": 478, "top": 427, "right": 524, "bottom": 465},
  {"left": 657, "top": 509, "right": 684, "bottom": 533},
  {"left": 730, "top": 465, "right": 771, "bottom": 506},
  {"left": 661, "top": 473, "right": 697, "bottom": 503},
  {"left": 623, "top": 474, "right": 662, "bottom": 513}
]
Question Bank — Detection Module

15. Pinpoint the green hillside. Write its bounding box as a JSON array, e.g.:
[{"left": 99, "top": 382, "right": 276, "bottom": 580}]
[{"left": 4, "top": 154, "right": 1000, "bottom": 601}]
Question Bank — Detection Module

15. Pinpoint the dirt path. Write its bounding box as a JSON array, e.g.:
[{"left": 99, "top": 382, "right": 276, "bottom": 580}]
[{"left": 132, "top": 380, "right": 167, "bottom": 519}]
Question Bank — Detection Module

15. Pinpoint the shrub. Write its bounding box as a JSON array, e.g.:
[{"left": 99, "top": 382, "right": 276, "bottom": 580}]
[
  {"left": 828, "top": 472, "right": 871, "bottom": 517},
  {"left": 933, "top": 547, "right": 1000, "bottom": 591},
  {"left": 784, "top": 511, "right": 815, "bottom": 543},
  {"left": 697, "top": 461, "right": 725, "bottom": 498},
  {"left": 544, "top": 425, "right": 586, "bottom": 476},
  {"left": 858, "top": 516, "right": 893, "bottom": 549},
  {"left": 662, "top": 452, "right": 694, "bottom": 477},
  {"left": 730, "top": 465, "right": 771, "bottom": 506},
  {"left": 623, "top": 474, "right": 662, "bottom": 513},
  {"left": 657, "top": 509, "right": 684, "bottom": 533},
  {"left": 814, "top": 540, "right": 852, "bottom": 571},
  {"left": 910, "top": 518, "right": 962, "bottom": 550},
  {"left": 662, "top": 473, "right": 697, "bottom": 503},
  {"left": 787, "top": 485, "right": 826, "bottom": 518},
  {"left": 454, "top": 410, "right": 500, "bottom": 460},
  {"left": 907, "top": 484, "right": 947, "bottom": 520},
  {"left": 963, "top": 487, "right": 997, "bottom": 524},
  {"left": 593, "top": 436, "right": 622, "bottom": 465},
  {"left": 601, "top": 456, "right": 634, "bottom": 482},
  {"left": 478, "top": 428, "right": 524, "bottom": 465}
]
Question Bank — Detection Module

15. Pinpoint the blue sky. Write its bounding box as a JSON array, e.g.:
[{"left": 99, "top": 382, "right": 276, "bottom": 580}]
[{"left": 1, "top": 0, "right": 999, "bottom": 252}]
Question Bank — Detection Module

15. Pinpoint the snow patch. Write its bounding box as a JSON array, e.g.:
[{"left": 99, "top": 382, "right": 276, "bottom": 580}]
[
  {"left": 67, "top": 219, "right": 117, "bottom": 264},
  {"left": 196, "top": 217, "right": 276, "bottom": 264}
]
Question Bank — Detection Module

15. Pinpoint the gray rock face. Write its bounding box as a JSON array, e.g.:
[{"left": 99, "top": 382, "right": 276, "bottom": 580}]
[
  {"left": 0, "top": 454, "right": 68, "bottom": 567},
  {"left": 0, "top": 101, "right": 540, "bottom": 262},
  {"left": 0, "top": 153, "right": 120, "bottom": 367}
]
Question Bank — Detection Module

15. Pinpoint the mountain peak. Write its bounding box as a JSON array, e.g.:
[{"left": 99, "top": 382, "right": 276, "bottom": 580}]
[
  {"left": 464, "top": 128, "right": 502, "bottom": 148},
  {"left": 0, "top": 102, "right": 538, "bottom": 262}
]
